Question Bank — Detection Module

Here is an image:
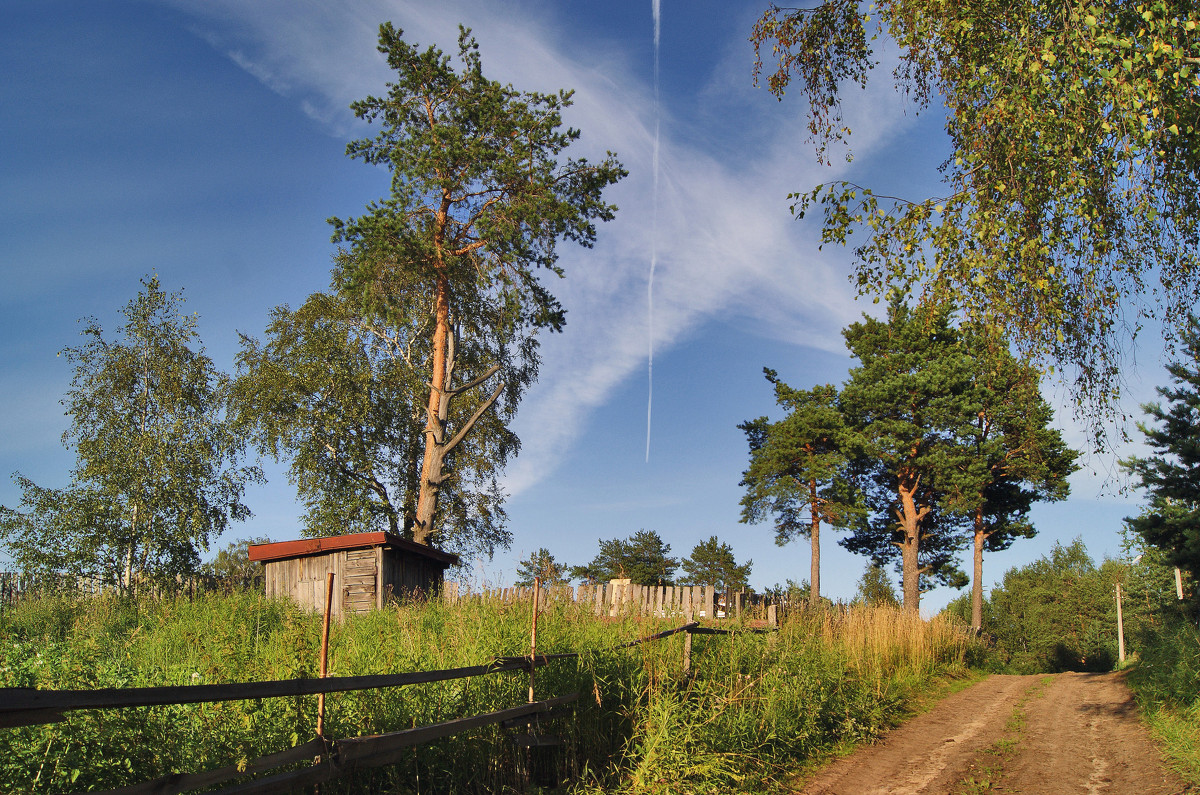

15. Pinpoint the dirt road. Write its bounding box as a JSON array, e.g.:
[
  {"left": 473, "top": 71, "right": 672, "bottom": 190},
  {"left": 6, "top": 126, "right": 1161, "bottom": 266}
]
[{"left": 796, "top": 672, "right": 1192, "bottom": 794}]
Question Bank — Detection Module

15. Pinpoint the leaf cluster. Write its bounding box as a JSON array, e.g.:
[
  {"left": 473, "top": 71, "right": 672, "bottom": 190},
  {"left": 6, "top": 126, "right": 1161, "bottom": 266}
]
[
  {"left": 1, "top": 277, "right": 261, "bottom": 588},
  {"left": 753, "top": 1, "right": 1200, "bottom": 438}
]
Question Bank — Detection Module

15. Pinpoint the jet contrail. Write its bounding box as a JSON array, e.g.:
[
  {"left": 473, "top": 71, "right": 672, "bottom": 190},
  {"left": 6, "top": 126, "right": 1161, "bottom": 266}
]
[{"left": 646, "top": 0, "right": 660, "bottom": 464}]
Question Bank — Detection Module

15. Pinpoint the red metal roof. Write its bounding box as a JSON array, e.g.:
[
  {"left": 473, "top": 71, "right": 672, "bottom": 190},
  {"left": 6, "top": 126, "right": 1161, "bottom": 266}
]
[{"left": 248, "top": 532, "right": 459, "bottom": 566}]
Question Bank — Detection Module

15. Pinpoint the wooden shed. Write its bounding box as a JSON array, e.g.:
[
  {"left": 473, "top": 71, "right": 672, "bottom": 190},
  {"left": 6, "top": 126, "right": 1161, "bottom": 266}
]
[{"left": 248, "top": 532, "right": 459, "bottom": 616}]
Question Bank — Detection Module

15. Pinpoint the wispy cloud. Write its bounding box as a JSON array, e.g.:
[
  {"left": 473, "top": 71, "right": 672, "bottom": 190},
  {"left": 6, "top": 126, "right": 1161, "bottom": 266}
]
[{"left": 163, "top": 0, "right": 920, "bottom": 497}]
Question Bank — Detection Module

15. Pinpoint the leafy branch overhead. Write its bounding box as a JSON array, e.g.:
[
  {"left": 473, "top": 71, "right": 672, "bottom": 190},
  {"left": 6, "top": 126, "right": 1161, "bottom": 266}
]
[{"left": 753, "top": 1, "right": 1200, "bottom": 437}]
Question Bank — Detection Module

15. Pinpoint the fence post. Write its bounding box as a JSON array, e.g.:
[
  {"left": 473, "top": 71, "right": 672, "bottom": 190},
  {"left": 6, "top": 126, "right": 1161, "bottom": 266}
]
[
  {"left": 316, "top": 572, "right": 334, "bottom": 739},
  {"left": 683, "top": 608, "right": 694, "bottom": 675},
  {"left": 529, "top": 577, "right": 540, "bottom": 703}
]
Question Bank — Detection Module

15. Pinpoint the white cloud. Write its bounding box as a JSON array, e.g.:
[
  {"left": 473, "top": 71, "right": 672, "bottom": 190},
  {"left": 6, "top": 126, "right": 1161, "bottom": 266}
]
[{"left": 161, "top": 0, "right": 922, "bottom": 497}]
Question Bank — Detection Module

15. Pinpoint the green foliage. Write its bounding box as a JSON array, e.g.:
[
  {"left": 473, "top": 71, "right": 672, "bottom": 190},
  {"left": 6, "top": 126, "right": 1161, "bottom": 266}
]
[
  {"left": 1120, "top": 550, "right": 1200, "bottom": 785},
  {"left": 570, "top": 530, "right": 679, "bottom": 586},
  {"left": 0, "top": 592, "right": 970, "bottom": 793},
  {"left": 954, "top": 323, "right": 1078, "bottom": 626},
  {"left": 0, "top": 277, "right": 260, "bottom": 591},
  {"left": 605, "top": 607, "right": 971, "bottom": 793},
  {"left": 200, "top": 536, "right": 273, "bottom": 590},
  {"left": 854, "top": 564, "right": 900, "bottom": 608},
  {"left": 328, "top": 23, "right": 625, "bottom": 546},
  {"left": 947, "top": 539, "right": 1129, "bottom": 673},
  {"left": 835, "top": 300, "right": 1072, "bottom": 615},
  {"left": 679, "top": 536, "right": 752, "bottom": 592},
  {"left": 740, "top": 374, "right": 857, "bottom": 545},
  {"left": 753, "top": 0, "right": 1200, "bottom": 436},
  {"left": 740, "top": 371, "right": 860, "bottom": 604},
  {"left": 839, "top": 299, "right": 977, "bottom": 609},
  {"left": 233, "top": 288, "right": 513, "bottom": 557},
  {"left": 1123, "top": 317, "right": 1200, "bottom": 583},
  {"left": 513, "top": 547, "right": 568, "bottom": 587}
]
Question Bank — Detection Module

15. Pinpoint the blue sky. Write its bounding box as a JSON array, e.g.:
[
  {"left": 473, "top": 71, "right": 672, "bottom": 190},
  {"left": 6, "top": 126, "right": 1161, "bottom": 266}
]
[{"left": 0, "top": 0, "right": 1170, "bottom": 614}]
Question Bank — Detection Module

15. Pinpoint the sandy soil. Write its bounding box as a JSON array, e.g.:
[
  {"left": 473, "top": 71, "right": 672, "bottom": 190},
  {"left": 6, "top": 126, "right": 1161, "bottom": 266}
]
[{"left": 794, "top": 672, "right": 1192, "bottom": 794}]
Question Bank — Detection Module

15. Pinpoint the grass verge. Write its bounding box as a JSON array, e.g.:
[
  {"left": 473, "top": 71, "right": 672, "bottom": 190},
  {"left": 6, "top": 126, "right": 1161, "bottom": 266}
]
[{"left": 0, "top": 592, "right": 973, "bottom": 793}]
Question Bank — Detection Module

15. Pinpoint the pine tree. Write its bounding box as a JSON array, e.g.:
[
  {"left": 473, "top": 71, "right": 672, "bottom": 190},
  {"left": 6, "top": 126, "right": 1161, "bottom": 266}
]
[
  {"left": 680, "top": 536, "right": 752, "bottom": 593},
  {"left": 329, "top": 24, "right": 625, "bottom": 547},
  {"left": 514, "top": 548, "right": 568, "bottom": 587},
  {"left": 1123, "top": 318, "right": 1200, "bottom": 583},
  {"left": 569, "top": 530, "right": 679, "bottom": 586},
  {"left": 953, "top": 325, "right": 1077, "bottom": 628},
  {"left": 740, "top": 373, "right": 858, "bottom": 607},
  {"left": 839, "top": 299, "right": 976, "bottom": 612}
]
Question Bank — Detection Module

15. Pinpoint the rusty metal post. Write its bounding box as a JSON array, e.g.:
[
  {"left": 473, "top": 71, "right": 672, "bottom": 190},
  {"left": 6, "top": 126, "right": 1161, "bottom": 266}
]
[
  {"left": 529, "top": 577, "right": 541, "bottom": 703},
  {"left": 317, "top": 571, "right": 334, "bottom": 738}
]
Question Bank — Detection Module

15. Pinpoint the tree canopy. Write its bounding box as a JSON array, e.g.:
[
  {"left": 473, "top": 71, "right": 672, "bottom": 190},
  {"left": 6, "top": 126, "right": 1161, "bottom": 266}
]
[
  {"left": 740, "top": 372, "right": 858, "bottom": 606},
  {"left": 514, "top": 547, "right": 569, "bottom": 587},
  {"left": 570, "top": 530, "right": 679, "bottom": 586},
  {"left": 752, "top": 1, "right": 1200, "bottom": 433},
  {"left": 953, "top": 325, "right": 1078, "bottom": 627},
  {"left": 0, "top": 278, "right": 260, "bottom": 591},
  {"left": 329, "top": 23, "right": 625, "bottom": 546},
  {"left": 679, "top": 536, "right": 752, "bottom": 592},
  {"left": 233, "top": 285, "right": 513, "bottom": 558},
  {"left": 1123, "top": 317, "right": 1200, "bottom": 582},
  {"left": 838, "top": 299, "right": 976, "bottom": 611}
]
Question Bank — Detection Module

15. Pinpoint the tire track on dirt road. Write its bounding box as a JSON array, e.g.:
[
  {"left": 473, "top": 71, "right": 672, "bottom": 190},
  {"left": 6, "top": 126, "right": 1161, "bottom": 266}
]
[{"left": 793, "top": 672, "right": 1191, "bottom": 794}]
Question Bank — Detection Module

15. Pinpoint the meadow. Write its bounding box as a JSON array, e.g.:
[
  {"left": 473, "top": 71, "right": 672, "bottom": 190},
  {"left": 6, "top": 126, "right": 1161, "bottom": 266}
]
[{"left": 0, "top": 590, "right": 973, "bottom": 793}]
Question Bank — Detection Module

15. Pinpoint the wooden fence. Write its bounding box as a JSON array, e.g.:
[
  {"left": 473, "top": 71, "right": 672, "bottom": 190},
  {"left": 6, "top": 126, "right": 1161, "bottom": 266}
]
[
  {"left": 447, "top": 581, "right": 781, "bottom": 624},
  {"left": 1, "top": 588, "right": 774, "bottom": 795},
  {"left": 0, "top": 572, "right": 246, "bottom": 607}
]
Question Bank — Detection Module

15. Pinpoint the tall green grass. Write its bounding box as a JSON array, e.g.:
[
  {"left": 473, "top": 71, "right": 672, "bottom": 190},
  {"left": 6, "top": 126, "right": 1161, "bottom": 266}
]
[
  {"left": 0, "top": 593, "right": 970, "bottom": 793},
  {"left": 1125, "top": 606, "right": 1200, "bottom": 785}
]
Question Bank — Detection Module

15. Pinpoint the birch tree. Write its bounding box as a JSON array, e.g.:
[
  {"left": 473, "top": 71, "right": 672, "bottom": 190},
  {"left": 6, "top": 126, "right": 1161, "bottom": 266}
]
[
  {"left": 752, "top": 1, "right": 1200, "bottom": 438},
  {"left": 0, "top": 277, "right": 259, "bottom": 591}
]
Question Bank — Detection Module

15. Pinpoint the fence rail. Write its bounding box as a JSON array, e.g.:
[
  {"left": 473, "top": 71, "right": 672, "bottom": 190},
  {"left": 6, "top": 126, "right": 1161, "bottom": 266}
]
[
  {"left": 0, "top": 656, "right": 553, "bottom": 728},
  {"left": 3, "top": 614, "right": 775, "bottom": 795}
]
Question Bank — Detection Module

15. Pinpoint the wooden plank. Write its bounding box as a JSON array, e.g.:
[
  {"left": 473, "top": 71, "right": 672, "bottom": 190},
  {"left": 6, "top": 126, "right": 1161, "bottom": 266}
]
[
  {"left": 83, "top": 738, "right": 326, "bottom": 795},
  {"left": 0, "top": 707, "right": 63, "bottom": 729},
  {"left": 202, "top": 762, "right": 339, "bottom": 795},
  {"left": 337, "top": 693, "right": 580, "bottom": 768},
  {"left": 616, "top": 622, "right": 698, "bottom": 648},
  {"left": 0, "top": 657, "right": 550, "bottom": 717}
]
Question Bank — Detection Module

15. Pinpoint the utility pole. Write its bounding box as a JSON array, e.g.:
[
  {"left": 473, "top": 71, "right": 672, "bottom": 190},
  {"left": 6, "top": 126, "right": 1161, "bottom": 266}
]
[{"left": 1116, "top": 582, "right": 1125, "bottom": 665}]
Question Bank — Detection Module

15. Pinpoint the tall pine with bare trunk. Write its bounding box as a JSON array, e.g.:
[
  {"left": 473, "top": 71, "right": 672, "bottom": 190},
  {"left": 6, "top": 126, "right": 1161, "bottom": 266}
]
[
  {"left": 839, "top": 299, "right": 975, "bottom": 613},
  {"left": 329, "top": 24, "right": 624, "bottom": 547},
  {"left": 952, "top": 324, "right": 1077, "bottom": 628},
  {"left": 739, "top": 373, "right": 859, "bottom": 608}
]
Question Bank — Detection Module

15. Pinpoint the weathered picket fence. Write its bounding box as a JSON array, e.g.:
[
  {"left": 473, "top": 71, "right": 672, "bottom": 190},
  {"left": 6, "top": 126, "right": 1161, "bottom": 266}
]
[{"left": 446, "top": 581, "right": 780, "bottom": 625}]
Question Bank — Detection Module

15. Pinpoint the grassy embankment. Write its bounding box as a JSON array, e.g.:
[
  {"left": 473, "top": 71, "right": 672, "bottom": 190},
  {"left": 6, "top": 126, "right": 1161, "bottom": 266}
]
[
  {"left": 1124, "top": 607, "right": 1200, "bottom": 785},
  {"left": 0, "top": 591, "right": 971, "bottom": 793}
]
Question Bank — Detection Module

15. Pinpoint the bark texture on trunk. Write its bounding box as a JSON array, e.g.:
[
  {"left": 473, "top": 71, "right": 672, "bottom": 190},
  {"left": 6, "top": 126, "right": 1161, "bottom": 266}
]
[
  {"left": 809, "top": 477, "right": 821, "bottom": 609},
  {"left": 972, "top": 506, "right": 986, "bottom": 629},
  {"left": 413, "top": 272, "right": 451, "bottom": 546},
  {"left": 896, "top": 472, "right": 928, "bottom": 614}
]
